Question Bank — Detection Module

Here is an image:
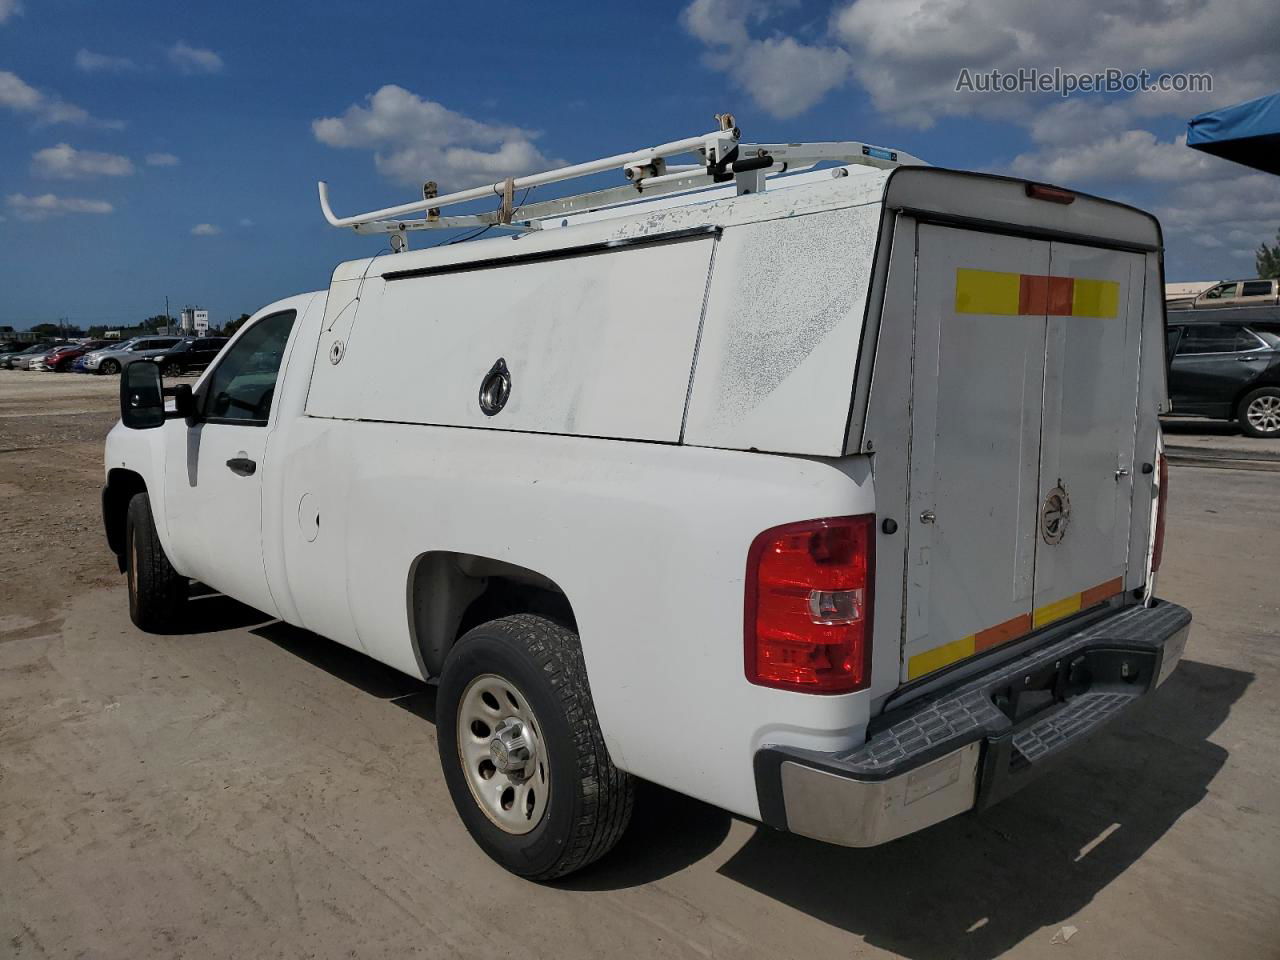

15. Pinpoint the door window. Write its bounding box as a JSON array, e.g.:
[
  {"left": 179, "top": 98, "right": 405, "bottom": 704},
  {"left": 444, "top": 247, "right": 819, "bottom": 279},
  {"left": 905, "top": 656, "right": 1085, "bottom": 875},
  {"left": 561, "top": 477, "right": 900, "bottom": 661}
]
[
  {"left": 1241, "top": 280, "right": 1273, "bottom": 297},
  {"left": 1200, "top": 282, "right": 1239, "bottom": 302},
  {"left": 201, "top": 311, "right": 297, "bottom": 425},
  {"left": 1175, "top": 324, "right": 1261, "bottom": 355}
]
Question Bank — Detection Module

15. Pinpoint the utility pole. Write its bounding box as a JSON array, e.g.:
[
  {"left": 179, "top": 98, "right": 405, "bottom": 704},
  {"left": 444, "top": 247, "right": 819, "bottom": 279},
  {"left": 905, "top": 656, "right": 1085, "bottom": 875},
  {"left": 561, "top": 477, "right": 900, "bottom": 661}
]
[{"left": 164, "top": 296, "right": 170, "bottom": 334}]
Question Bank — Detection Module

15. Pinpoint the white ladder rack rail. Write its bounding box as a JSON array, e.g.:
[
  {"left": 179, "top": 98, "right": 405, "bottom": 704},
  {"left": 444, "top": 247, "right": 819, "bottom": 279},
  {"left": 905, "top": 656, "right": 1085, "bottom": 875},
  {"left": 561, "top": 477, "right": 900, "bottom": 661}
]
[{"left": 317, "top": 127, "right": 923, "bottom": 237}]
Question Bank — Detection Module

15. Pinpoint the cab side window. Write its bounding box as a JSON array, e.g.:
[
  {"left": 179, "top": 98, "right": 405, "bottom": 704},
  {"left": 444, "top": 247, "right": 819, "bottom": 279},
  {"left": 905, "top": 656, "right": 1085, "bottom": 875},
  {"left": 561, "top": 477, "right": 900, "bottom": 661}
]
[
  {"left": 1201, "top": 282, "right": 1238, "bottom": 302},
  {"left": 202, "top": 311, "right": 297, "bottom": 425}
]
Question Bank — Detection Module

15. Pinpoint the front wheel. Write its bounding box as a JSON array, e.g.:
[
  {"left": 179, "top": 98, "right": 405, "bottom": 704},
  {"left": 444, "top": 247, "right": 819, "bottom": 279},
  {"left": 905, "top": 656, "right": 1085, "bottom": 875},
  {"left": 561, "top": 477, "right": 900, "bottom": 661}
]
[
  {"left": 162, "top": 362, "right": 181, "bottom": 378},
  {"left": 125, "top": 492, "right": 188, "bottom": 632},
  {"left": 1238, "top": 387, "right": 1280, "bottom": 438},
  {"left": 99, "top": 358, "right": 121, "bottom": 375},
  {"left": 437, "top": 614, "right": 634, "bottom": 881}
]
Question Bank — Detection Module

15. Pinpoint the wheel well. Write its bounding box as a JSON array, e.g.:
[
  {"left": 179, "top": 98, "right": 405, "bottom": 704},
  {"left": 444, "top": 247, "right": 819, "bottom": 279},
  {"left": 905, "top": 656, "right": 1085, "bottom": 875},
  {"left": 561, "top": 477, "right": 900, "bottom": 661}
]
[
  {"left": 1232, "top": 379, "right": 1280, "bottom": 415},
  {"left": 407, "top": 552, "right": 576, "bottom": 678},
  {"left": 103, "top": 468, "right": 147, "bottom": 571}
]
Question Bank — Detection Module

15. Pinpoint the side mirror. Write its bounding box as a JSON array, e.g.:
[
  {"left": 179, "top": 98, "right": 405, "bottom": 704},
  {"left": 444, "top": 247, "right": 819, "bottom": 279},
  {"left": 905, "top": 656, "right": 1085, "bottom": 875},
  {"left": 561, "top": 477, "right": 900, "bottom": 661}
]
[
  {"left": 121, "top": 361, "right": 164, "bottom": 429},
  {"left": 120, "top": 363, "right": 197, "bottom": 429}
]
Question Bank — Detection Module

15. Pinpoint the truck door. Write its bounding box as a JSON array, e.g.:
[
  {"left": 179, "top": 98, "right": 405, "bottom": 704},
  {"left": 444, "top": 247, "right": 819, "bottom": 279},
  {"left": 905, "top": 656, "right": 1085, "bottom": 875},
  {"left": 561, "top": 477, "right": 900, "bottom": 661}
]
[
  {"left": 1032, "top": 241, "right": 1145, "bottom": 628},
  {"left": 903, "top": 225, "right": 1146, "bottom": 683},
  {"left": 163, "top": 309, "right": 299, "bottom": 615}
]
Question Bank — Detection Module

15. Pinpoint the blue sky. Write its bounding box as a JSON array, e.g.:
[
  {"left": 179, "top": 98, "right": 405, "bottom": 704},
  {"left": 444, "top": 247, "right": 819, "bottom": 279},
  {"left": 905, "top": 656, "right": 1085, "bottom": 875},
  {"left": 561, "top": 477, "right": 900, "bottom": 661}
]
[{"left": 1, "top": 0, "right": 1277, "bottom": 328}]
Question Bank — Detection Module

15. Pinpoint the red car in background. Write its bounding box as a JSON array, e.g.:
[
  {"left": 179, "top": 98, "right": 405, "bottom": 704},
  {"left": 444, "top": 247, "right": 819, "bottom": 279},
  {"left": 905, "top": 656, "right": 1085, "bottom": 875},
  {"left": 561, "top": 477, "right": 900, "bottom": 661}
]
[{"left": 44, "top": 340, "right": 114, "bottom": 371}]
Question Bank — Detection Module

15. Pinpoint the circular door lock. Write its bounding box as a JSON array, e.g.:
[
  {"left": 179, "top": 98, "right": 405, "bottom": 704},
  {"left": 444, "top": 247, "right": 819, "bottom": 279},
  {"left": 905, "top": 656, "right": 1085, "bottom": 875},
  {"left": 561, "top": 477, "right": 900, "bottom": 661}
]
[
  {"left": 478, "top": 357, "right": 511, "bottom": 417},
  {"left": 1040, "top": 485, "right": 1071, "bottom": 545}
]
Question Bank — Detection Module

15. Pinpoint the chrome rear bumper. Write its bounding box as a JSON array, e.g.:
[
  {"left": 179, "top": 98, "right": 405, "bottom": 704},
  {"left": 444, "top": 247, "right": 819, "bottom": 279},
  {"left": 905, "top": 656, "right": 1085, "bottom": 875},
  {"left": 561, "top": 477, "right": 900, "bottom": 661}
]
[{"left": 754, "top": 600, "right": 1191, "bottom": 847}]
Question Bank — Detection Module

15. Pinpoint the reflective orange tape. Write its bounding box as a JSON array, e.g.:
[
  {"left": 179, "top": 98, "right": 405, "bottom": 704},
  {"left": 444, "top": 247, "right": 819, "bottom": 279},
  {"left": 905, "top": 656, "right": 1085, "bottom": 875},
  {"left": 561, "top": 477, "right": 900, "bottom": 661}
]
[
  {"left": 974, "top": 612, "right": 1033, "bottom": 652},
  {"left": 1080, "top": 576, "right": 1124, "bottom": 609}
]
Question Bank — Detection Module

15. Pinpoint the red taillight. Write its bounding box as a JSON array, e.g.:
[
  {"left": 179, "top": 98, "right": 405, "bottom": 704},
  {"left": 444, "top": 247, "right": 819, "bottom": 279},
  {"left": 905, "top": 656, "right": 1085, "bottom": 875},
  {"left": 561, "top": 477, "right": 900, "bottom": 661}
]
[
  {"left": 745, "top": 515, "right": 874, "bottom": 694},
  {"left": 1152, "top": 453, "right": 1169, "bottom": 572}
]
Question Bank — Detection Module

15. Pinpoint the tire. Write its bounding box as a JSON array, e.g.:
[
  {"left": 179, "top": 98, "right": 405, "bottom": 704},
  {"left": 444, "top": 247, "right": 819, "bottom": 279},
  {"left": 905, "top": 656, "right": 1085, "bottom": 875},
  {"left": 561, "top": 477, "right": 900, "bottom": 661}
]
[
  {"left": 437, "top": 614, "right": 634, "bottom": 881},
  {"left": 162, "top": 362, "right": 181, "bottom": 378},
  {"left": 1237, "top": 387, "right": 1280, "bottom": 438},
  {"left": 125, "top": 492, "right": 188, "bottom": 632},
  {"left": 100, "top": 358, "right": 121, "bottom": 375}
]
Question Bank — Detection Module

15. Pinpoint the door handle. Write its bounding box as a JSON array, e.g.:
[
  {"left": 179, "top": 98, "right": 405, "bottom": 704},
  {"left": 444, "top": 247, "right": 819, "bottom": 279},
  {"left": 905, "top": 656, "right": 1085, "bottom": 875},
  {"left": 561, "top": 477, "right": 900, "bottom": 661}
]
[
  {"left": 1237, "top": 356, "right": 1260, "bottom": 362},
  {"left": 225, "top": 457, "right": 257, "bottom": 477}
]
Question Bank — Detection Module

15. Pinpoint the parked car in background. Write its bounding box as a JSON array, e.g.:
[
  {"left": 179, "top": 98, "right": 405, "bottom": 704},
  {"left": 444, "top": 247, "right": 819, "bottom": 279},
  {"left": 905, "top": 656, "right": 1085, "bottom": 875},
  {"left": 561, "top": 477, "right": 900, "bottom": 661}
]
[
  {"left": 80, "top": 336, "right": 182, "bottom": 375},
  {"left": 1167, "top": 278, "right": 1280, "bottom": 311},
  {"left": 1, "top": 343, "right": 39, "bottom": 368},
  {"left": 4, "top": 342, "right": 69, "bottom": 369},
  {"left": 44, "top": 340, "right": 114, "bottom": 372},
  {"left": 150, "top": 337, "right": 229, "bottom": 377},
  {"left": 1166, "top": 316, "right": 1280, "bottom": 437}
]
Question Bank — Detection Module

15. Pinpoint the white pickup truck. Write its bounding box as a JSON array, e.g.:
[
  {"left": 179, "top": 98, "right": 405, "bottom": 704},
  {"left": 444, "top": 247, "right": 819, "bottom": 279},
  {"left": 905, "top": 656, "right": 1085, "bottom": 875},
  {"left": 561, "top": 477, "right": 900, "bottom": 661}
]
[{"left": 104, "top": 130, "right": 1190, "bottom": 880}]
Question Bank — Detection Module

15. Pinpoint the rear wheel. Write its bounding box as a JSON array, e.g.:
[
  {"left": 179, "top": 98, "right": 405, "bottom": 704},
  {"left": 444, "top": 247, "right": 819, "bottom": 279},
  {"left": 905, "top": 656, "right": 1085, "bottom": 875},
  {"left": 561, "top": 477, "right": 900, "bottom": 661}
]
[
  {"left": 1238, "top": 387, "right": 1280, "bottom": 438},
  {"left": 125, "top": 492, "right": 187, "bottom": 632},
  {"left": 100, "top": 358, "right": 121, "bottom": 375},
  {"left": 437, "top": 614, "right": 633, "bottom": 880}
]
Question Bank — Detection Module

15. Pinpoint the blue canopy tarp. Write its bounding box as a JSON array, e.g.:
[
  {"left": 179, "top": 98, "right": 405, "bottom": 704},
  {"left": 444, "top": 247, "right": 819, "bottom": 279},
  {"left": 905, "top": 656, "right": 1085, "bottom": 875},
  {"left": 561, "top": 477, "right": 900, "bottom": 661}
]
[{"left": 1187, "top": 91, "right": 1280, "bottom": 175}]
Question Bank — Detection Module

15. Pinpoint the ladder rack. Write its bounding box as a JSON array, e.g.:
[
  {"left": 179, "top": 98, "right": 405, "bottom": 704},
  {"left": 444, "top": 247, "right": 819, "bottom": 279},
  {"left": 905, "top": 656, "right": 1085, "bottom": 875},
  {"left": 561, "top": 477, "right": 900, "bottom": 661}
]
[{"left": 317, "top": 118, "right": 923, "bottom": 240}]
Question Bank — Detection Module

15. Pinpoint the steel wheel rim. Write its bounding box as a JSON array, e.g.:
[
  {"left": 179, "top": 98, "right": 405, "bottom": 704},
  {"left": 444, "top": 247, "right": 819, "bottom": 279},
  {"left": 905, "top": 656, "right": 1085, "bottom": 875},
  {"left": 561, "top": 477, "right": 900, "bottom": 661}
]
[
  {"left": 1247, "top": 395, "right": 1280, "bottom": 433},
  {"left": 456, "top": 673, "right": 549, "bottom": 835}
]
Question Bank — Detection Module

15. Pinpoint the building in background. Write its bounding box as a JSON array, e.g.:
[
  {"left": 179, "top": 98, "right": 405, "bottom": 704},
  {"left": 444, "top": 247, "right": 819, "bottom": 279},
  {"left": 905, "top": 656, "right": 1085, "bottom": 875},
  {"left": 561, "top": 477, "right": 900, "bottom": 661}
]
[{"left": 179, "top": 307, "right": 210, "bottom": 336}]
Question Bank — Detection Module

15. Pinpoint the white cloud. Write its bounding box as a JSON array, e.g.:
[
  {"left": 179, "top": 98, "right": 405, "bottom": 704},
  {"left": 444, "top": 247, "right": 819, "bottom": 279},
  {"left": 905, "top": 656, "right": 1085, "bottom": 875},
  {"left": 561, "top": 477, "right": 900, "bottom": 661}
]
[
  {"left": 168, "top": 41, "right": 224, "bottom": 74},
  {"left": 190, "top": 223, "right": 221, "bottom": 236},
  {"left": 1008, "top": 131, "right": 1216, "bottom": 185},
  {"left": 239, "top": 218, "right": 254, "bottom": 227},
  {"left": 7, "top": 193, "right": 114, "bottom": 222},
  {"left": 0, "top": 69, "right": 123, "bottom": 128},
  {"left": 831, "top": 0, "right": 1278, "bottom": 128},
  {"left": 0, "top": 70, "right": 41, "bottom": 111},
  {"left": 145, "top": 152, "right": 180, "bottom": 167},
  {"left": 313, "top": 85, "right": 558, "bottom": 189},
  {"left": 32, "top": 143, "right": 134, "bottom": 179},
  {"left": 681, "top": 0, "right": 850, "bottom": 118},
  {"left": 0, "top": 0, "right": 21, "bottom": 24},
  {"left": 75, "top": 49, "right": 138, "bottom": 73}
]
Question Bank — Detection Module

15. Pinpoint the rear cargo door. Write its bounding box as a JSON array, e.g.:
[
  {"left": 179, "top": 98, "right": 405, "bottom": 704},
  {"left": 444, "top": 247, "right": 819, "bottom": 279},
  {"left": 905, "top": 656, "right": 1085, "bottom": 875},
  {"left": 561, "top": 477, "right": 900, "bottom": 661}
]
[
  {"left": 903, "top": 226, "right": 1049, "bottom": 682},
  {"left": 1031, "top": 241, "right": 1145, "bottom": 627},
  {"left": 903, "top": 226, "right": 1145, "bottom": 683}
]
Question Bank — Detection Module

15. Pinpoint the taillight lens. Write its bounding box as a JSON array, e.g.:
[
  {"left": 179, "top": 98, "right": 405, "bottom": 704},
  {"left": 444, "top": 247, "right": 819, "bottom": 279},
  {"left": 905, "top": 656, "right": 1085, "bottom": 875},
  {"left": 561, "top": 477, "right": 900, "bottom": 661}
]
[
  {"left": 1152, "top": 453, "right": 1168, "bottom": 572},
  {"left": 745, "top": 515, "right": 874, "bottom": 693}
]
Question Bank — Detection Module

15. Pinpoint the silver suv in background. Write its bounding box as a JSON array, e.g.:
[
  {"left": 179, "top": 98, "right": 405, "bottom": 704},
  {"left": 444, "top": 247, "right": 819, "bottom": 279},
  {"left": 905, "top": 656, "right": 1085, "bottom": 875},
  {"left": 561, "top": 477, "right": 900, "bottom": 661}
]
[{"left": 81, "top": 337, "right": 182, "bottom": 375}]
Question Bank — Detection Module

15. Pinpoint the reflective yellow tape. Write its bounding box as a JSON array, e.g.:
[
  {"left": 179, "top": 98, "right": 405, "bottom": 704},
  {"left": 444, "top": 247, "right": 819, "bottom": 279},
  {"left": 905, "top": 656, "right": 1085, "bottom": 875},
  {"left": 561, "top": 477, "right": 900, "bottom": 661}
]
[
  {"left": 1033, "top": 592, "right": 1083, "bottom": 629},
  {"left": 955, "top": 268, "right": 1022, "bottom": 315},
  {"left": 1071, "top": 278, "right": 1120, "bottom": 318},
  {"left": 908, "top": 635, "right": 975, "bottom": 680}
]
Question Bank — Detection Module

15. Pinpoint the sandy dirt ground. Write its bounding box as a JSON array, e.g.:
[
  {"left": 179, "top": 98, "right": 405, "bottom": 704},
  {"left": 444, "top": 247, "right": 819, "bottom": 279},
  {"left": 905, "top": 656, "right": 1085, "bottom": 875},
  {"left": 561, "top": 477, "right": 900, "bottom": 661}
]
[{"left": 1, "top": 369, "right": 1278, "bottom": 959}]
